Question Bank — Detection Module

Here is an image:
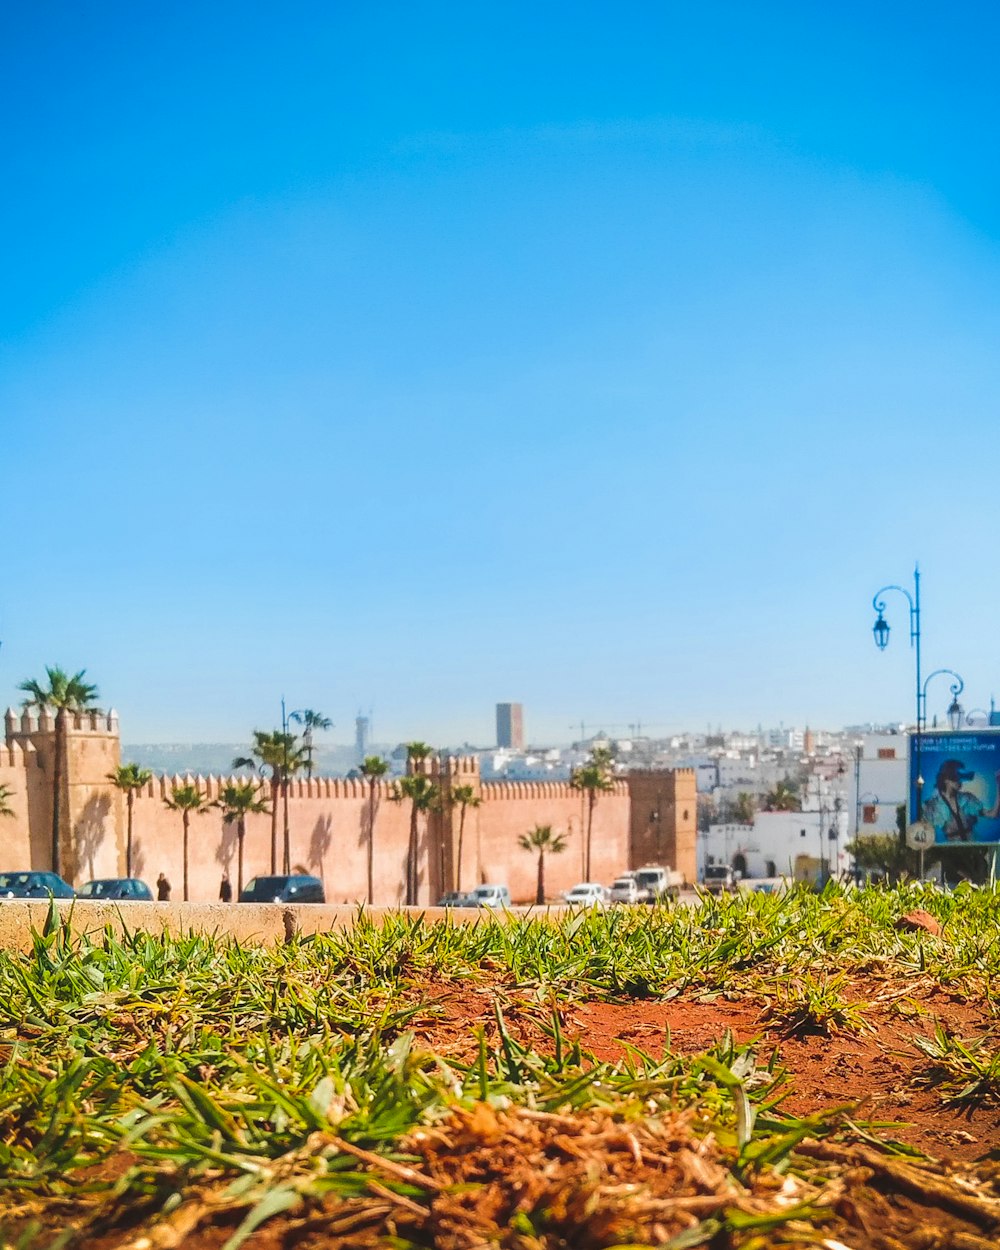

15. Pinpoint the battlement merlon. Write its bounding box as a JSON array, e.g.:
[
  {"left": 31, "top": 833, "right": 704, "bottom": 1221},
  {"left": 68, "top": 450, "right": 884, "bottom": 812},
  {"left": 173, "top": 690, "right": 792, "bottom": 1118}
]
[{"left": 5, "top": 706, "right": 120, "bottom": 746}]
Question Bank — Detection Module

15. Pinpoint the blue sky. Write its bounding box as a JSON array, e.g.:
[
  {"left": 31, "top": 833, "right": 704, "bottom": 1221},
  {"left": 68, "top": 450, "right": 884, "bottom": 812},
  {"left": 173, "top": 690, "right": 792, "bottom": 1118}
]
[{"left": 2, "top": 2, "right": 999, "bottom": 745}]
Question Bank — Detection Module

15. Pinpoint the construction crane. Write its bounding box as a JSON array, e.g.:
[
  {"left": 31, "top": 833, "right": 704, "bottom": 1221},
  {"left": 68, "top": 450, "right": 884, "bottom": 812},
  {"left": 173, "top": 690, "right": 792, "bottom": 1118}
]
[{"left": 569, "top": 721, "right": 673, "bottom": 741}]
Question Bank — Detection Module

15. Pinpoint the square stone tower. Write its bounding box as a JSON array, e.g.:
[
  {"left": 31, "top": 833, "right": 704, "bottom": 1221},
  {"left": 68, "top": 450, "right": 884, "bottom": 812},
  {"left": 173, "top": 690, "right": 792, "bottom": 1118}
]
[
  {"left": 4, "top": 706, "right": 122, "bottom": 883},
  {"left": 625, "top": 768, "right": 697, "bottom": 884}
]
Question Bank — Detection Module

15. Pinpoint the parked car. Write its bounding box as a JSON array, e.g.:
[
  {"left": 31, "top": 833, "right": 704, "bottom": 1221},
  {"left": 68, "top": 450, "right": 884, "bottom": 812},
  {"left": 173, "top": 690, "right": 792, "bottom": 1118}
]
[
  {"left": 436, "top": 891, "right": 473, "bottom": 907},
  {"left": 76, "top": 877, "right": 153, "bottom": 900},
  {"left": 0, "top": 871, "right": 75, "bottom": 900},
  {"left": 238, "top": 875, "right": 326, "bottom": 903},
  {"left": 609, "top": 874, "right": 641, "bottom": 904},
  {"left": 563, "top": 882, "right": 608, "bottom": 908},
  {"left": 702, "top": 864, "right": 738, "bottom": 895},
  {"left": 470, "top": 883, "right": 511, "bottom": 909}
]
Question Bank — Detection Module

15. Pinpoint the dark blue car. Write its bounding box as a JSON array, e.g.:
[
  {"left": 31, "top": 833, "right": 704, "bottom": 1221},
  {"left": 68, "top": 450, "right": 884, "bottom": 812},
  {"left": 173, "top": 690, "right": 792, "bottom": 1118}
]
[
  {"left": 0, "top": 871, "right": 75, "bottom": 899},
  {"left": 76, "top": 878, "right": 154, "bottom": 900}
]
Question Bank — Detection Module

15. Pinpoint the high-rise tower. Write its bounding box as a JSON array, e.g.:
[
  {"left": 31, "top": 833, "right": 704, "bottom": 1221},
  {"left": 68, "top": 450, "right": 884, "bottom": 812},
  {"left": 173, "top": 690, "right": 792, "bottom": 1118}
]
[
  {"left": 355, "top": 714, "right": 370, "bottom": 761},
  {"left": 495, "top": 702, "right": 524, "bottom": 751}
]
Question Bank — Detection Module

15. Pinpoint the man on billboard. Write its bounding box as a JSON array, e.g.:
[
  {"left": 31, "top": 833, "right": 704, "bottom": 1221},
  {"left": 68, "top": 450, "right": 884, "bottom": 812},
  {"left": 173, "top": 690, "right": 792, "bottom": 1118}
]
[{"left": 920, "top": 758, "right": 1000, "bottom": 842}]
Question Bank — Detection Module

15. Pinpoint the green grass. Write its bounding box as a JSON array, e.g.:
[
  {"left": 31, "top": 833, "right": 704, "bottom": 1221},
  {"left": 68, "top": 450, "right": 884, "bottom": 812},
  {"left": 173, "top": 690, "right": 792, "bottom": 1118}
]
[
  {"left": 910, "top": 1022, "right": 1000, "bottom": 1105},
  {"left": 0, "top": 882, "right": 997, "bottom": 1247}
]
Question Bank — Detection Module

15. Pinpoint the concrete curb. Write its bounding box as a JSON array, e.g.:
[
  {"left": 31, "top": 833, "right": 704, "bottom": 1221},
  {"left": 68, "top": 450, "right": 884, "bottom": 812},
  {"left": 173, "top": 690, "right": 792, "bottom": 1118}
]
[{"left": 0, "top": 901, "right": 548, "bottom": 951}]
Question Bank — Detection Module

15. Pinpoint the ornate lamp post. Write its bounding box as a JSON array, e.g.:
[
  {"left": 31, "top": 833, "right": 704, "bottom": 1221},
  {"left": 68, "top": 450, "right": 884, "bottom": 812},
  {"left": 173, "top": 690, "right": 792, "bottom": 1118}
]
[
  {"left": 871, "top": 566, "right": 921, "bottom": 732},
  {"left": 871, "top": 568, "right": 921, "bottom": 839},
  {"left": 911, "top": 668, "right": 964, "bottom": 816},
  {"left": 871, "top": 566, "right": 965, "bottom": 834}
]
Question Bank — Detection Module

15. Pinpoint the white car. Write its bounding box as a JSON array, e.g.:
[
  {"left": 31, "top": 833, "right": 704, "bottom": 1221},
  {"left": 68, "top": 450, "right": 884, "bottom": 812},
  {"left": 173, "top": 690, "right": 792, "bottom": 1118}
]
[
  {"left": 563, "top": 882, "right": 608, "bottom": 908},
  {"left": 609, "top": 875, "right": 640, "bottom": 904},
  {"left": 471, "top": 883, "right": 511, "bottom": 908}
]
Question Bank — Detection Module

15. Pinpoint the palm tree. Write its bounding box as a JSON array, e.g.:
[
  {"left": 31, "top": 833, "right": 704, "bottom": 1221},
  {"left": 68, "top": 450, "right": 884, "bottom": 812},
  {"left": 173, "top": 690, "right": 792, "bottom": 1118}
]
[
  {"left": 731, "top": 792, "right": 757, "bottom": 825},
  {"left": 107, "top": 763, "right": 153, "bottom": 877},
  {"left": 449, "top": 782, "right": 481, "bottom": 892},
  {"left": 359, "top": 755, "right": 389, "bottom": 904},
  {"left": 0, "top": 783, "right": 15, "bottom": 819},
  {"left": 570, "top": 745, "right": 615, "bottom": 881},
  {"left": 289, "top": 709, "right": 332, "bottom": 779},
  {"left": 19, "top": 666, "right": 100, "bottom": 877},
  {"left": 215, "top": 781, "right": 270, "bottom": 895},
  {"left": 404, "top": 741, "right": 434, "bottom": 765},
  {"left": 763, "top": 780, "right": 801, "bottom": 812},
  {"left": 234, "top": 730, "right": 304, "bottom": 875},
  {"left": 519, "top": 824, "right": 568, "bottom": 905},
  {"left": 392, "top": 772, "right": 439, "bottom": 905},
  {"left": 164, "top": 783, "right": 208, "bottom": 901}
]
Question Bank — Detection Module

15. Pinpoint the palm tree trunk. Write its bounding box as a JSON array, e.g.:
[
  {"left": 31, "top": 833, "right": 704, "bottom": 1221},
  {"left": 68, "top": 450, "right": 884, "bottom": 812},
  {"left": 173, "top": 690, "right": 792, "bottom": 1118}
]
[
  {"left": 237, "top": 817, "right": 245, "bottom": 895},
  {"left": 126, "top": 791, "right": 134, "bottom": 877},
  {"left": 270, "top": 777, "right": 279, "bottom": 873},
  {"left": 51, "top": 712, "right": 64, "bottom": 878},
  {"left": 367, "top": 784, "right": 376, "bottom": 905},
  {"left": 282, "top": 778, "right": 290, "bottom": 874},
  {"left": 456, "top": 805, "right": 466, "bottom": 891},
  {"left": 536, "top": 848, "right": 545, "bottom": 905},
  {"left": 407, "top": 806, "right": 419, "bottom": 905},
  {"left": 585, "top": 792, "right": 596, "bottom": 880},
  {"left": 183, "top": 811, "right": 190, "bottom": 901}
]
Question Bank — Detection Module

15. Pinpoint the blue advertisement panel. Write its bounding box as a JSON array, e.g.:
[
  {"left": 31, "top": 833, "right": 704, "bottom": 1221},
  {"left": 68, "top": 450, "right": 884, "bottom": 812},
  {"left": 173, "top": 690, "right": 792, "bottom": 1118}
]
[{"left": 911, "top": 730, "right": 1000, "bottom": 846}]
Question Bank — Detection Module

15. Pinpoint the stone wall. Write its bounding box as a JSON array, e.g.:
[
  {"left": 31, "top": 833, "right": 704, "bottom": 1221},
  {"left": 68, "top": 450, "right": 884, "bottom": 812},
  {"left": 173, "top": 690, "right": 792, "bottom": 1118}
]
[{"left": 2, "top": 712, "right": 693, "bottom": 904}]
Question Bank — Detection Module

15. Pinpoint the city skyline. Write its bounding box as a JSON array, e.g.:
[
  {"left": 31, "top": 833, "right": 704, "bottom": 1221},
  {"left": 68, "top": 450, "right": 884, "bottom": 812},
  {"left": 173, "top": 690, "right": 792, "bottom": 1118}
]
[{"left": 3, "top": 5, "right": 1000, "bottom": 741}]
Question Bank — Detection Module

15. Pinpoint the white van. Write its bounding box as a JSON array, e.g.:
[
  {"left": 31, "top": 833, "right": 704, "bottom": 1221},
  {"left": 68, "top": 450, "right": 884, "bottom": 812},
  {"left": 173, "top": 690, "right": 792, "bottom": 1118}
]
[
  {"left": 471, "top": 883, "right": 511, "bottom": 908},
  {"left": 563, "top": 882, "right": 608, "bottom": 908}
]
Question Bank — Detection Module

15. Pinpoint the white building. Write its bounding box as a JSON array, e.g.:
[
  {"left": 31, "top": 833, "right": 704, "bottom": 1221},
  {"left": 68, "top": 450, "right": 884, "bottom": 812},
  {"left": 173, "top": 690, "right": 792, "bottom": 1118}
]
[
  {"left": 846, "top": 733, "right": 908, "bottom": 841},
  {"left": 704, "top": 809, "right": 849, "bottom": 882},
  {"left": 717, "top": 753, "right": 759, "bottom": 787}
]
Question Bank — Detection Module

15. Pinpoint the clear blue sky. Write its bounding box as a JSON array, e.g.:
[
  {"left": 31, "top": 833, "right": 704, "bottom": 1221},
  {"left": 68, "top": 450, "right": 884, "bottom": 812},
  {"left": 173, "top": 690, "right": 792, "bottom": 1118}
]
[{"left": 3, "top": 2, "right": 999, "bottom": 745}]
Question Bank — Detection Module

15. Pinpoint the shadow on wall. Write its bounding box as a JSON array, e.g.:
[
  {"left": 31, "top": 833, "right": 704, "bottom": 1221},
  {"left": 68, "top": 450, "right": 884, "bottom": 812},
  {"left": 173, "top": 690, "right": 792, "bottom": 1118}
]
[
  {"left": 358, "top": 795, "right": 379, "bottom": 850},
  {"left": 215, "top": 822, "right": 237, "bottom": 872},
  {"left": 73, "top": 794, "right": 112, "bottom": 881},
  {"left": 132, "top": 839, "right": 147, "bottom": 881},
  {"left": 309, "top": 815, "right": 333, "bottom": 879}
]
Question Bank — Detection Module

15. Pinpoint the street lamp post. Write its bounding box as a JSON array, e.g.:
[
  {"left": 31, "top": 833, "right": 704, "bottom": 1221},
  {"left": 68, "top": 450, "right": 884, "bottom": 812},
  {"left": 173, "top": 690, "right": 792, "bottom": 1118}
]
[
  {"left": 832, "top": 795, "right": 843, "bottom": 880},
  {"left": 280, "top": 698, "right": 292, "bottom": 875},
  {"left": 872, "top": 567, "right": 921, "bottom": 844},
  {"left": 817, "top": 795, "right": 826, "bottom": 887},
  {"left": 915, "top": 667, "right": 965, "bottom": 815},
  {"left": 872, "top": 566, "right": 964, "bottom": 835}
]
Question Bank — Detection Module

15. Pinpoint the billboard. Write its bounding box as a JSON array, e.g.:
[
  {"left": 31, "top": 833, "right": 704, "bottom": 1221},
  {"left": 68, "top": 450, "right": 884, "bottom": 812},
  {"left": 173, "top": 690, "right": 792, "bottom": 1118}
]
[{"left": 910, "top": 730, "right": 1000, "bottom": 846}]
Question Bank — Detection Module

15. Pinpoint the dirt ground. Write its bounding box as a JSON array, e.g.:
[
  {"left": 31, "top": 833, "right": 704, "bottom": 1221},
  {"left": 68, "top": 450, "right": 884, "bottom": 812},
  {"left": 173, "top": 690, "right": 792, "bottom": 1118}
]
[
  {"left": 6, "top": 974, "right": 1000, "bottom": 1250},
  {"left": 409, "top": 974, "right": 1000, "bottom": 1163}
]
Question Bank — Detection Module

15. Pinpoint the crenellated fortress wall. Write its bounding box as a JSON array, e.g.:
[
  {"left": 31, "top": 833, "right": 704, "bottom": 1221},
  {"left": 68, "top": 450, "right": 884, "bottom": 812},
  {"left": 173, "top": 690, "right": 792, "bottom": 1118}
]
[{"left": 2, "top": 712, "right": 696, "bottom": 903}]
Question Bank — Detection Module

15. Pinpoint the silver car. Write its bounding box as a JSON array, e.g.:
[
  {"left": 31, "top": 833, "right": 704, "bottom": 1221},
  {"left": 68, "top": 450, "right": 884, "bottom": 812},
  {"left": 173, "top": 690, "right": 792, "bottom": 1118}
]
[
  {"left": 563, "top": 882, "right": 609, "bottom": 908},
  {"left": 609, "top": 875, "right": 640, "bottom": 904},
  {"left": 471, "top": 884, "right": 511, "bottom": 908}
]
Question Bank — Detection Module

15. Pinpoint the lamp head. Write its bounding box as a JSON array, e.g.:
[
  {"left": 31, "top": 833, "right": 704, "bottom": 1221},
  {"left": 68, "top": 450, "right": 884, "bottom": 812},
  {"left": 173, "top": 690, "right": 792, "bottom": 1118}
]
[
  {"left": 872, "top": 612, "right": 890, "bottom": 650},
  {"left": 947, "top": 697, "right": 963, "bottom": 732}
]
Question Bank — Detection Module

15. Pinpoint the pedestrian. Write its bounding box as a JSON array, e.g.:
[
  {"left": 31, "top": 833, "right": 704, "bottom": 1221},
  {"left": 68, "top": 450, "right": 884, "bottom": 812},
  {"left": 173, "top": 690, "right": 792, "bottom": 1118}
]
[
  {"left": 156, "top": 872, "right": 171, "bottom": 901},
  {"left": 219, "top": 871, "right": 232, "bottom": 903}
]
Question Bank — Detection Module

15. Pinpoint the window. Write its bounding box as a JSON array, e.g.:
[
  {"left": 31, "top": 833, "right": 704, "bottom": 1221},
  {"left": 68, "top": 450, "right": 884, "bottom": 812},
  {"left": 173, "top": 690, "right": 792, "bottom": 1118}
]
[
  {"left": 877, "top": 748, "right": 896, "bottom": 760},
  {"left": 863, "top": 804, "right": 877, "bottom": 824},
  {"left": 800, "top": 828, "right": 807, "bottom": 838}
]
